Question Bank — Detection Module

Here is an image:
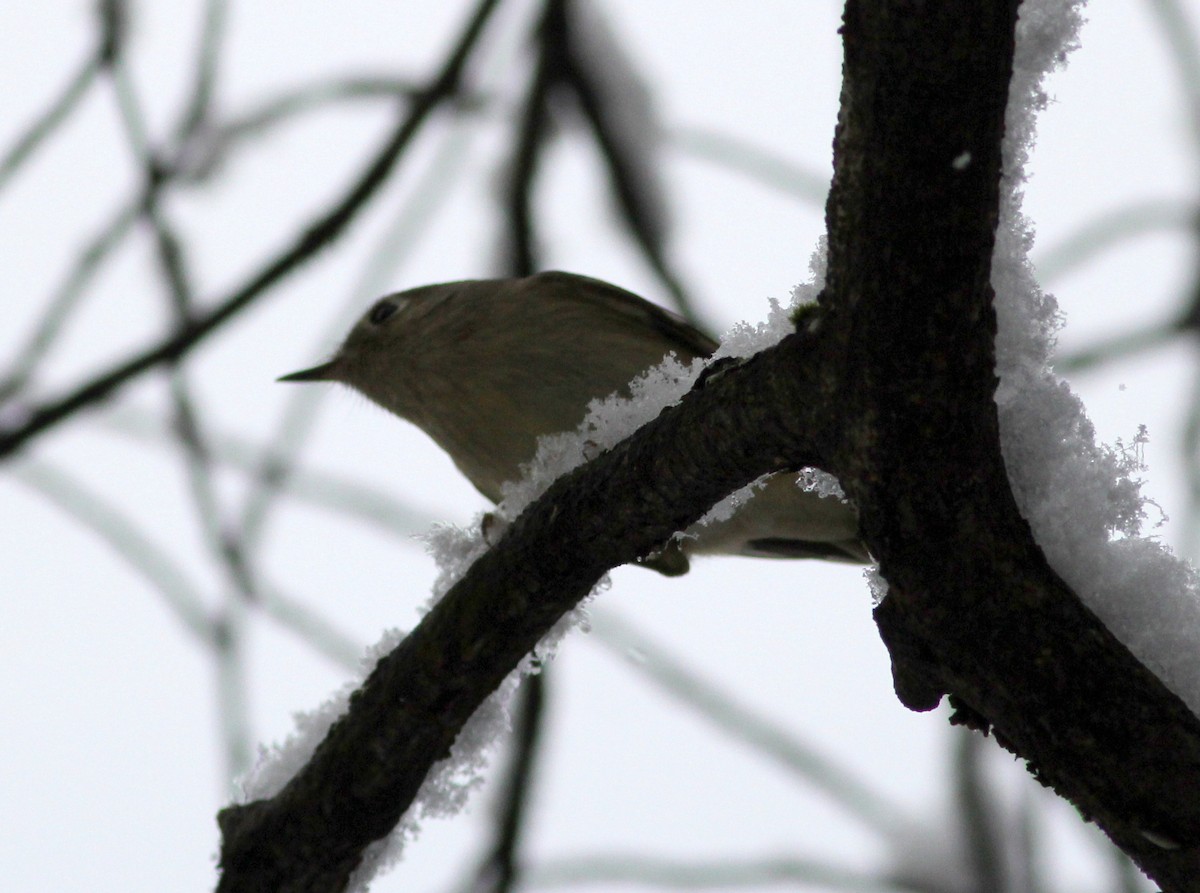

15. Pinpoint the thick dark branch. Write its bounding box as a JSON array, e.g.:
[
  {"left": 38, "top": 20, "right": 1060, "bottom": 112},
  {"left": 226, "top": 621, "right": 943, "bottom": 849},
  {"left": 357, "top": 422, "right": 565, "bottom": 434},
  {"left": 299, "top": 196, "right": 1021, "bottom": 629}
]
[
  {"left": 215, "top": 327, "right": 833, "bottom": 892},
  {"left": 823, "top": 3, "right": 1200, "bottom": 889}
]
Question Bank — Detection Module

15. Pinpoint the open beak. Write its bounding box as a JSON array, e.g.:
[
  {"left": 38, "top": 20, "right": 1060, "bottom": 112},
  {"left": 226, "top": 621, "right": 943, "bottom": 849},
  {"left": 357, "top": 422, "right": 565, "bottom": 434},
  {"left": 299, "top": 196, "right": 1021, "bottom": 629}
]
[{"left": 277, "top": 360, "right": 339, "bottom": 383}]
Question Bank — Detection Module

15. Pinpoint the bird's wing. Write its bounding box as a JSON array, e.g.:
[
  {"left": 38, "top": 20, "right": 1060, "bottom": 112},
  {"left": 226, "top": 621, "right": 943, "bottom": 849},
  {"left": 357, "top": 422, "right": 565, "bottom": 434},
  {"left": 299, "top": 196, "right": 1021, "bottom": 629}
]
[{"left": 529, "top": 271, "right": 719, "bottom": 360}]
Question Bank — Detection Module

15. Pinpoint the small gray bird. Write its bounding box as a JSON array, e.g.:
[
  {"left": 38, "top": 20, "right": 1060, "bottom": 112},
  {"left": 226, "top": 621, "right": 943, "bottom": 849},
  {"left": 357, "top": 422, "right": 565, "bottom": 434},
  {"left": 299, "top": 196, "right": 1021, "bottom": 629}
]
[{"left": 281, "top": 271, "right": 868, "bottom": 574}]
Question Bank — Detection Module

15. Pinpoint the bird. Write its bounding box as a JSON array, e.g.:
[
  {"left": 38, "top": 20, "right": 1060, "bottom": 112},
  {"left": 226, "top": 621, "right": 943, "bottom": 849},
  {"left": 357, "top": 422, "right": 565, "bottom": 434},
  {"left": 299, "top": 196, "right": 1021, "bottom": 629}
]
[{"left": 280, "top": 270, "right": 868, "bottom": 574}]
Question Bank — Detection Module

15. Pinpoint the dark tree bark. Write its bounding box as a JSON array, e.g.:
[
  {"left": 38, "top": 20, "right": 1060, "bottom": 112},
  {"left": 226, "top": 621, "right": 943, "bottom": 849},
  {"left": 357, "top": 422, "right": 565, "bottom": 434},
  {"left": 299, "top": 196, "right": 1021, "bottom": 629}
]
[
  {"left": 215, "top": 3, "right": 1200, "bottom": 891},
  {"left": 827, "top": 4, "right": 1200, "bottom": 889}
]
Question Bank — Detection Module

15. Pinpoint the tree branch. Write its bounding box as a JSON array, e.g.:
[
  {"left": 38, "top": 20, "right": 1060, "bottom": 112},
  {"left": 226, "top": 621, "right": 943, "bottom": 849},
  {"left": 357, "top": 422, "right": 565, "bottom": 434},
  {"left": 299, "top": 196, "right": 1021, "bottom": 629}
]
[
  {"left": 215, "top": 321, "right": 833, "bottom": 892},
  {"left": 214, "top": 3, "right": 1200, "bottom": 891},
  {"left": 824, "top": 3, "right": 1200, "bottom": 889}
]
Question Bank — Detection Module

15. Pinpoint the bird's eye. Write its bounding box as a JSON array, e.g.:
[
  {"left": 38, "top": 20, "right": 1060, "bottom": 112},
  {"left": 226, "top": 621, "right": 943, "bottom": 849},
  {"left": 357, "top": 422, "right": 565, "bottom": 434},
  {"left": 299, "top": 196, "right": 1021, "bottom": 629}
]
[{"left": 367, "top": 300, "right": 398, "bottom": 325}]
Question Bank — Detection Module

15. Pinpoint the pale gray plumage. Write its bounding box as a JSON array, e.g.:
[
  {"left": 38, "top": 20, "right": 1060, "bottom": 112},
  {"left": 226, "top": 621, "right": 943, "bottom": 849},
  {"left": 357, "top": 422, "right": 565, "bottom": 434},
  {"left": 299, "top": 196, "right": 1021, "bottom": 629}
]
[{"left": 281, "top": 271, "right": 868, "bottom": 573}]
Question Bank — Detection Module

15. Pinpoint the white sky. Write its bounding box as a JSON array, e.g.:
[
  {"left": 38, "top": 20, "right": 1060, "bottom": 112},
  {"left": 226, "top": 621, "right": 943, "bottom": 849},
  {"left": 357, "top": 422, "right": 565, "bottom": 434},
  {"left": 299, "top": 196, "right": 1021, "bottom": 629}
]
[{"left": 0, "top": 2, "right": 1193, "bottom": 890}]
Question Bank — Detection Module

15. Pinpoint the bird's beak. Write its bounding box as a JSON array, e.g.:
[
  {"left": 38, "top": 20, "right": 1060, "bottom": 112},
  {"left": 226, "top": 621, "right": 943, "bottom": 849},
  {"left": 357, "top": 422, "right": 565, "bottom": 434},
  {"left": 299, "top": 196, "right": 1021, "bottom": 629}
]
[{"left": 277, "top": 360, "right": 339, "bottom": 383}]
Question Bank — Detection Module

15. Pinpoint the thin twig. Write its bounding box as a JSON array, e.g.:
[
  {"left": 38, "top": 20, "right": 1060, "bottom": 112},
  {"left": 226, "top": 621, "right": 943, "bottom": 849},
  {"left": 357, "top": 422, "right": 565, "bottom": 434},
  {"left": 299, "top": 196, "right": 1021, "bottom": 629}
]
[
  {"left": 953, "top": 730, "right": 1007, "bottom": 893},
  {"left": 8, "top": 459, "right": 217, "bottom": 642},
  {"left": 525, "top": 853, "right": 905, "bottom": 891},
  {"left": 589, "top": 610, "right": 912, "bottom": 841},
  {"left": 1032, "top": 199, "right": 1196, "bottom": 284},
  {"left": 201, "top": 76, "right": 436, "bottom": 162},
  {"left": 102, "top": 407, "right": 444, "bottom": 534},
  {"left": 1144, "top": 0, "right": 1200, "bottom": 156},
  {"left": 0, "top": 0, "right": 125, "bottom": 190},
  {"left": 0, "top": 0, "right": 502, "bottom": 461},
  {"left": 111, "top": 38, "right": 260, "bottom": 777},
  {"left": 255, "top": 583, "right": 364, "bottom": 670},
  {"left": 1010, "top": 785, "right": 1042, "bottom": 893},
  {"left": 175, "top": 0, "right": 228, "bottom": 142},
  {"left": 1182, "top": 366, "right": 1200, "bottom": 559},
  {"left": 0, "top": 54, "right": 103, "bottom": 192},
  {"left": 498, "top": 0, "right": 560, "bottom": 276},
  {"left": 0, "top": 196, "right": 141, "bottom": 403},
  {"left": 558, "top": 1, "right": 709, "bottom": 332},
  {"left": 215, "top": 607, "right": 254, "bottom": 786},
  {"left": 670, "top": 125, "right": 830, "bottom": 205},
  {"left": 1054, "top": 321, "right": 1179, "bottom": 373},
  {"left": 470, "top": 675, "right": 547, "bottom": 893}
]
